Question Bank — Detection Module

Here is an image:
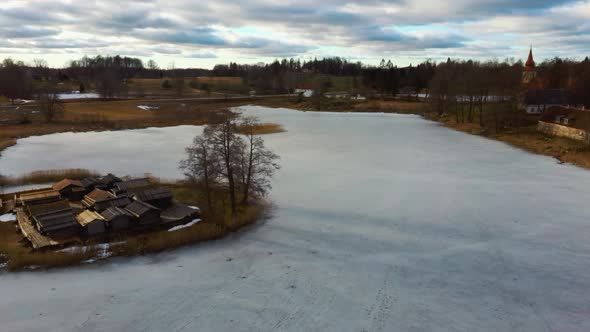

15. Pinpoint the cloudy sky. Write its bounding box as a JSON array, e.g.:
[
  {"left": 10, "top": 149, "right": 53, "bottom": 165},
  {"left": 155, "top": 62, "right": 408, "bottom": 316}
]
[{"left": 1, "top": 0, "right": 589, "bottom": 68}]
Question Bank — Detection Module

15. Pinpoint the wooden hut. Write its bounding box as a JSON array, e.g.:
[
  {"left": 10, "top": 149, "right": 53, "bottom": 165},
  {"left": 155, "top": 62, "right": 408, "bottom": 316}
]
[
  {"left": 82, "top": 188, "right": 115, "bottom": 209},
  {"left": 93, "top": 195, "right": 132, "bottom": 212},
  {"left": 18, "top": 189, "right": 61, "bottom": 206},
  {"left": 125, "top": 200, "right": 161, "bottom": 226},
  {"left": 134, "top": 187, "right": 173, "bottom": 208},
  {"left": 161, "top": 203, "right": 200, "bottom": 225},
  {"left": 101, "top": 207, "right": 134, "bottom": 231},
  {"left": 76, "top": 210, "right": 106, "bottom": 237},
  {"left": 53, "top": 179, "right": 86, "bottom": 201},
  {"left": 111, "top": 178, "right": 150, "bottom": 195},
  {"left": 27, "top": 200, "right": 79, "bottom": 236}
]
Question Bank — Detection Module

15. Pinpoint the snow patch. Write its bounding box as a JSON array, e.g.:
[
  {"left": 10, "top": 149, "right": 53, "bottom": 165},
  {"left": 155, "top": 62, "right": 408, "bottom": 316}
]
[
  {"left": 168, "top": 219, "right": 201, "bottom": 232},
  {"left": 137, "top": 105, "right": 159, "bottom": 111},
  {"left": 57, "top": 92, "right": 100, "bottom": 100},
  {"left": 0, "top": 213, "right": 16, "bottom": 222}
]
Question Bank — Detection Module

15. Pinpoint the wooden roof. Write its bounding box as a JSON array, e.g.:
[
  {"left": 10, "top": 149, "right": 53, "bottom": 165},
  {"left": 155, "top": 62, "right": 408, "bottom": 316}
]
[
  {"left": 27, "top": 200, "right": 77, "bottom": 233},
  {"left": 93, "top": 196, "right": 132, "bottom": 212},
  {"left": 17, "top": 209, "right": 60, "bottom": 249},
  {"left": 135, "top": 187, "right": 172, "bottom": 202},
  {"left": 19, "top": 189, "right": 61, "bottom": 203},
  {"left": 113, "top": 178, "right": 151, "bottom": 191},
  {"left": 161, "top": 203, "right": 199, "bottom": 222},
  {"left": 125, "top": 200, "right": 159, "bottom": 218},
  {"left": 100, "top": 207, "right": 133, "bottom": 222},
  {"left": 53, "top": 179, "right": 84, "bottom": 192},
  {"left": 83, "top": 189, "right": 115, "bottom": 207},
  {"left": 76, "top": 210, "right": 105, "bottom": 227}
]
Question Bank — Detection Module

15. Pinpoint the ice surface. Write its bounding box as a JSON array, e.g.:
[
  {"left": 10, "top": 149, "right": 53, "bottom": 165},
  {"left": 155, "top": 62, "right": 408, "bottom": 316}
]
[
  {"left": 0, "top": 106, "right": 590, "bottom": 331},
  {"left": 137, "top": 105, "right": 159, "bottom": 111}
]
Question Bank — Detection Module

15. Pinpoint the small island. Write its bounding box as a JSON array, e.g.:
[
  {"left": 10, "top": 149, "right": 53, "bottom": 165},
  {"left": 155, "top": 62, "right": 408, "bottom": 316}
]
[{"left": 0, "top": 114, "right": 280, "bottom": 271}]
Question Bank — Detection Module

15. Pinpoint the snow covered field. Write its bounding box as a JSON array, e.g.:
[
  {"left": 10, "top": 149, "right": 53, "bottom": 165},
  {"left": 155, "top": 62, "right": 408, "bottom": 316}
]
[{"left": 1, "top": 106, "right": 590, "bottom": 331}]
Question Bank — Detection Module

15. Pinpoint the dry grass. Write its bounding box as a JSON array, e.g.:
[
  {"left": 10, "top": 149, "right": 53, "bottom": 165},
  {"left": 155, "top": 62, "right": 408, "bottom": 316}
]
[
  {"left": 0, "top": 169, "right": 99, "bottom": 187},
  {"left": 196, "top": 76, "right": 243, "bottom": 85},
  {"left": 236, "top": 122, "right": 286, "bottom": 135}
]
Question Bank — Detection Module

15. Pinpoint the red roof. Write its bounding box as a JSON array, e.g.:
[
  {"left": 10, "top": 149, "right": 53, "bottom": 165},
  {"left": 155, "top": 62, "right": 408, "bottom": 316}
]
[{"left": 525, "top": 48, "right": 535, "bottom": 70}]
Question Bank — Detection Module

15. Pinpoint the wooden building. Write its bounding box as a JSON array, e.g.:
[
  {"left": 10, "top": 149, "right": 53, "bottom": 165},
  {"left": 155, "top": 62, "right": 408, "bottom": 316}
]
[
  {"left": 76, "top": 210, "right": 107, "bottom": 237},
  {"left": 82, "top": 188, "right": 116, "bottom": 209},
  {"left": 27, "top": 200, "right": 79, "bottom": 236},
  {"left": 111, "top": 178, "right": 151, "bottom": 195},
  {"left": 53, "top": 179, "right": 86, "bottom": 201},
  {"left": 134, "top": 187, "right": 173, "bottom": 209},
  {"left": 125, "top": 200, "right": 161, "bottom": 226},
  {"left": 101, "top": 207, "right": 134, "bottom": 231},
  {"left": 93, "top": 196, "right": 132, "bottom": 212},
  {"left": 161, "top": 203, "right": 200, "bottom": 225},
  {"left": 18, "top": 189, "right": 61, "bottom": 206}
]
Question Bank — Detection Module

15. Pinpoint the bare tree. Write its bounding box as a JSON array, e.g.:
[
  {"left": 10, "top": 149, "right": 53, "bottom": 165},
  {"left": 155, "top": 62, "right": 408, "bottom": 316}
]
[
  {"left": 206, "top": 115, "right": 241, "bottom": 214},
  {"left": 180, "top": 131, "right": 219, "bottom": 214},
  {"left": 180, "top": 114, "right": 281, "bottom": 216},
  {"left": 37, "top": 91, "right": 64, "bottom": 123},
  {"left": 237, "top": 116, "right": 281, "bottom": 205}
]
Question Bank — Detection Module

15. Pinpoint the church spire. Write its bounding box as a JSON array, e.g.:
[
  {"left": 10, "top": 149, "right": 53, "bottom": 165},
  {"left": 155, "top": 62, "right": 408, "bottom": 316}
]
[{"left": 525, "top": 47, "right": 535, "bottom": 71}]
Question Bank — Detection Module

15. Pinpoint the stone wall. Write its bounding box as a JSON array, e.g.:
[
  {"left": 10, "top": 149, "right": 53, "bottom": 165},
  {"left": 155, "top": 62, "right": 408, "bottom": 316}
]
[{"left": 538, "top": 121, "right": 590, "bottom": 144}]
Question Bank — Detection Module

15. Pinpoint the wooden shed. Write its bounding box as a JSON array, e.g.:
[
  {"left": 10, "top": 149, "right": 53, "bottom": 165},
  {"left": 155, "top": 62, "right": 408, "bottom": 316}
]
[
  {"left": 161, "top": 203, "right": 200, "bottom": 225},
  {"left": 111, "top": 178, "right": 151, "bottom": 195},
  {"left": 76, "top": 210, "right": 106, "bottom": 237},
  {"left": 101, "top": 207, "right": 134, "bottom": 231},
  {"left": 125, "top": 200, "right": 161, "bottom": 226},
  {"left": 134, "top": 187, "right": 173, "bottom": 208},
  {"left": 93, "top": 195, "right": 132, "bottom": 212},
  {"left": 53, "top": 179, "right": 86, "bottom": 201},
  {"left": 18, "top": 189, "right": 61, "bottom": 206},
  {"left": 27, "top": 200, "right": 79, "bottom": 236},
  {"left": 82, "top": 188, "right": 116, "bottom": 209}
]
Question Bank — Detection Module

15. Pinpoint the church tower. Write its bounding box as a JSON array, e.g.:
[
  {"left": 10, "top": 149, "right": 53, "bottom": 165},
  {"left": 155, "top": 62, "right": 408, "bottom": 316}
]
[{"left": 522, "top": 47, "right": 537, "bottom": 85}]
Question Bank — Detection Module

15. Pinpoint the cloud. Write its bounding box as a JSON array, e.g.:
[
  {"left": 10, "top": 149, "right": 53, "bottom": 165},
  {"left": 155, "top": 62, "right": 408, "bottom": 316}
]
[{"left": 0, "top": 0, "right": 588, "bottom": 67}]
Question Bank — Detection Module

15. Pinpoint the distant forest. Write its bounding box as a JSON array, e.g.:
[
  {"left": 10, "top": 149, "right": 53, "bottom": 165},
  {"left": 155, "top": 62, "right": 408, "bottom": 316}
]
[{"left": 1, "top": 54, "right": 589, "bottom": 107}]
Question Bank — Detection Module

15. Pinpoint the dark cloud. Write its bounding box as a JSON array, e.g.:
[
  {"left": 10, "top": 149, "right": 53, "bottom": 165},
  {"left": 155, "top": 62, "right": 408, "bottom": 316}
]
[{"left": 0, "top": 27, "right": 61, "bottom": 39}]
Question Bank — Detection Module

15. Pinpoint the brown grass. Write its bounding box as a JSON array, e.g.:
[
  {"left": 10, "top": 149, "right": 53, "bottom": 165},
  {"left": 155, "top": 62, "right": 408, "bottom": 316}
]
[
  {"left": 0, "top": 169, "right": 99, "bottom": 187},
  {"left": 236, "top": 122, "right": 286, "bottom": 135},
  {"left": 196, "top": 76, "right": 243, "bottom": 85}
]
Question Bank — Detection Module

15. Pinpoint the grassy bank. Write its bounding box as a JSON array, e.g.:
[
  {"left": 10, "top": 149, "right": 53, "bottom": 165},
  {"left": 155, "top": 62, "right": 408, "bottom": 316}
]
[
  {"left": 236, "top": 122, "right": 286, "bottom": 135},
  {"left": 0, "top": 169, "right": 99, "bottom": 187}
]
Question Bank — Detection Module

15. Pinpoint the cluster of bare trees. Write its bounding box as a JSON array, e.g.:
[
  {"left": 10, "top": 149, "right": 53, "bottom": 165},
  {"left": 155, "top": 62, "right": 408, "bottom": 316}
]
[
  {"left": 428, "top": 59, "right": 522, "bottom": 132},
  {"left": 180, "top": 115, "right": 280, "bottom": 218}
]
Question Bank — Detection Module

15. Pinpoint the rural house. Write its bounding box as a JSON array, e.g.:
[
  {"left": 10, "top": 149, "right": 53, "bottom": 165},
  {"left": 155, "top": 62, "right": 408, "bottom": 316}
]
[
  {"left": 82, "top": 188, "right": 116, "bottom": 209},
  {"left": 53, "top": 179, "right": 86, "bottom": 201},
  {"left": 27, "top": 200, "right": 79, "bottom": 236},
  {"left": 76, "top": 210, "right": 107, "bottom": 237},
  {"left": 18, "top": 189, "right": 61, "bottom": 206},
  {"left": 100, "top": 207, "right": 134, "bottom": 231},
  {"left": 125, "top": 200, "right": 161, "bottom": 226},
  {"left": 134, "top": 187, "right": 173, "bottom": 209},
  {"left": 538, "top": 107, "right": 590, "bottom": 143},
  {"left": 523, "top": 89, "right": 569, "bottom": 114}
]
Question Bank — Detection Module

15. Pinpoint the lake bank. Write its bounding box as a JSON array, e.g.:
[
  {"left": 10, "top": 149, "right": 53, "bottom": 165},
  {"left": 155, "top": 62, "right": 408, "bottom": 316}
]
[{"left": 256, "top": 98, "right": 590, "bottom": 171}]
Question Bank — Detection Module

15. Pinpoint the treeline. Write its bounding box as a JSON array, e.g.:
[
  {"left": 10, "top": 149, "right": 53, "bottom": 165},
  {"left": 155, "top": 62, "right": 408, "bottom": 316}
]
[{"left": 1, "top": 54, "right": 589, "bottom": 106}]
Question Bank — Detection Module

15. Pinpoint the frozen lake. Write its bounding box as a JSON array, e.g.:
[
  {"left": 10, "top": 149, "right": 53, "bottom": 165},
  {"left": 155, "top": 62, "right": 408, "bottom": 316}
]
[{"left": 1, "top": 106, "right": 590, "bottom": 331}]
